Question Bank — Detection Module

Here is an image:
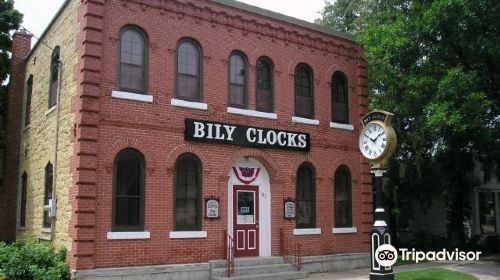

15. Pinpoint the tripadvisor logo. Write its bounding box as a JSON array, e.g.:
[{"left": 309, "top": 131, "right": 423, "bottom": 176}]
[
  {"left": 375, "top": 245, "right": 482, "bottom": 266},
  {"left": 375, "top": 244, "right": 398, "bottom": 266}
]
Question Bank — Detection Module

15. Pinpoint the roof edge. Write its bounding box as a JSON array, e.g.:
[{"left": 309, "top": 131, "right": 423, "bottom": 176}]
[
  {"left": 26, "top": 0, "right": 72, "bottom": 61},
  {"left": 208, "top": 0, "right": 356, "bottom": 43}
]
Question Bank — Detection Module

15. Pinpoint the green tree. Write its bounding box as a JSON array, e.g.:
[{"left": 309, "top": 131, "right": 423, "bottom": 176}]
[
  {"left": 0, "top": 0, "right": 22, "bottom": 136},
  {"left": 318, "top": 0, "right": 500, "bottom": 247}
]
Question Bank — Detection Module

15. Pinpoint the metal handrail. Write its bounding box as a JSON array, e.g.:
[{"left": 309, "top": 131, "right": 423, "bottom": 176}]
[
  {"left": 280, "top": 228, "right": 302, "bottom": 270},
  {"left": 224, "top": 230, "right": 235, "bottom": 277}
]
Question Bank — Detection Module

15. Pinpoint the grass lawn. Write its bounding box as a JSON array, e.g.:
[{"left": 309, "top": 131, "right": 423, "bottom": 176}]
[{"left": 395, "top": 268, "right": 478, "bottom": 280}]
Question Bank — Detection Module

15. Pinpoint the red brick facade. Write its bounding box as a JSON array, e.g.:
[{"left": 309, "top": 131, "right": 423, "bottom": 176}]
[
  {"left": 11, "top": 0, "right": 372, "bottom": 272},
  {"left": 1, "top": 31, "right": 32, "bottom": 242}
]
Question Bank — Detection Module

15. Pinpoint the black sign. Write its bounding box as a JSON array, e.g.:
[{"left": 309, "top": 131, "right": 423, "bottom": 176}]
[
  {"left": 185, "top": 119, "right": 310, "bottom": 151},
  {"left": 361, "top": 111, "right": 387, "bottom": 126}
]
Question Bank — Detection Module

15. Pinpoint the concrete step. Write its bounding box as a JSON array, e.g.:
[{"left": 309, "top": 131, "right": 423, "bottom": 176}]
[
  {"left": 213, "top": 270, "right": 308, "bottom": 280},
  {"left": 211, "top": 263, "right": 295, "bottom": 278},
  {"left": 210, "top": 256, "right": 287, "bottom": 269}
]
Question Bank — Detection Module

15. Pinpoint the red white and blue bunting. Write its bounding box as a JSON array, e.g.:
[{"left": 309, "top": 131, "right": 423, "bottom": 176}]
[{"left": 232, "top": 167, "right": 261, "bottom": 185}]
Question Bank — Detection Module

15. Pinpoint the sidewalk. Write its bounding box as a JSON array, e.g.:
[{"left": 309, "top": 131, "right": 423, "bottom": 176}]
[{"left": 306, "top": 258, "right": 500, "bottom": 280}]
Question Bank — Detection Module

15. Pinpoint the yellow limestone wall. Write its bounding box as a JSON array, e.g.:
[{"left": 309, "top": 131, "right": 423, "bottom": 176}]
[{"left": 17, "top": 0, "right": 79, "bottom": 251}]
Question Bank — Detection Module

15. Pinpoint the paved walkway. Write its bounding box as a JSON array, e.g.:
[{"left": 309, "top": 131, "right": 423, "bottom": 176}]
[{"left": 307, "top": 258, "right": 500, "bottom": 280}]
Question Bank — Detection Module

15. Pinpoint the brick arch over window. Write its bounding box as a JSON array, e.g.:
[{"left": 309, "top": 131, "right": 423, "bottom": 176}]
[
  {"left": 218, "top": 148, "right": 280, "bottom": 185},
  {"left": 165, "top": 144, "right": 209, "bottom": 173},
  {"left": 287, "top": 154, "right": 324, "bottom": 181},
  {"left": 327, "top": 158, "right": 359, "bottom": 184},
  {"left": 168, "top": 28, "right": 214, "bottom": 59},
  {"left": 108, "top": 138, "right": 154, "bottom": 172}
]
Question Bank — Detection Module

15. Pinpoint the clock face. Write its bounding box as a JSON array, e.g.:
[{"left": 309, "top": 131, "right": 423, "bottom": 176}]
[{"left": 359, "top": 123, "right": 388, "bottom": 160}]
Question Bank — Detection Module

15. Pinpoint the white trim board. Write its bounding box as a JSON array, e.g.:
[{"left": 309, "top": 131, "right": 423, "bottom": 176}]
[
  {"left": 294, "top": 228, "right": 322, "bottom": 235},
  {"left": 330, "top": 122, "right": 354, "bottom": 131},
  {"left": 227, "top": 107, "right": 277, "bottom": 119},
  {"left": 107, "top": 231, "right": 150, "bottom": 240},
  {"left": 292, "top": 117, "right": 320, "bottom": 126},
  {"left": 112, "top": 90, "right": 153, "bottom": 103},
  {"left": 332, "top": 227, "right": 358, "bottom": 234},
  {"left": 169, "top": 231, "right": 207, "bottom": 239},
  {"left": 171, "top": 98, "right": 208, "bottom": 110}
]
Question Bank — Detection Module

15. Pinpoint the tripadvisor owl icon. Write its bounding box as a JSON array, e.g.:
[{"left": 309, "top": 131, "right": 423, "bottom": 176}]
[{"left": 375, "top": 244, "right": 398, "bottom": 267}]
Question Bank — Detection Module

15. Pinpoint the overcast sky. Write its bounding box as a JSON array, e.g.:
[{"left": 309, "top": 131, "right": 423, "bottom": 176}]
[{"left": 14, "top": 0, "right": 329, "bottom": 46}]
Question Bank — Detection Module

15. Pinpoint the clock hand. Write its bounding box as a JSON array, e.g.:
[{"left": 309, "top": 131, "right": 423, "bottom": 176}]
[
  {"left": 364, "top": 133, "right": 376, "bottom": 142},
  {"left": 374, "top": 131, "right": 384, "bottom": 141}
]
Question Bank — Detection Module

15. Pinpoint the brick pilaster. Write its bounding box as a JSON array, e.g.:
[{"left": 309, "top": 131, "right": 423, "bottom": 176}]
[
  {"left": 0, "top": 31, "right": 32, "bottom": 242},
  {"left": 68, "top": 0, "right": 104, "bottom": 270}
]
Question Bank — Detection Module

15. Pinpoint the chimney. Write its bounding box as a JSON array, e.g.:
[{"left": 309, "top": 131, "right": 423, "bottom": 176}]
[{"left": 0, "top": 30, "right": 32, "bottom": 242}]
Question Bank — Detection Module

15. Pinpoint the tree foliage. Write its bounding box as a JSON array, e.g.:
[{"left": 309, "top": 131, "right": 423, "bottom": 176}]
[
  {"left": 318, "top": 0, "right": 500, "bottom": 246},
  {"left": 0, "top": 0, "right": 22, "bottom": 144}
]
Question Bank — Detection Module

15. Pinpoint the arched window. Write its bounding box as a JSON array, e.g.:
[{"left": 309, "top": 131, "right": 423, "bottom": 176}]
[
  {"left": 296, "top": 163, "right": 316, "bottom": 229},
  {"left": 228, "top": 52, "right": 247, "bottom": 108},
  {"left": 25, "top": 75, "right": 33, "bottom": 127},
  {"left": 334, "top": 166, "right": 352, "bottom": 228},
  {"left": 294, "top": 64, "right": 314, "bottom": 119},
  {"left": 48, "top": 46, "right": 60, "bottom": 108},
  {"left": 43, "top": 163, "right": 53, "bottom": 229},
  {"left": 332, "top": 72, "right": 349, "bottom": 124},
  {"left": 119, "top": 27, "right": 147, "bottom": 93},
  {"left": 174, "top": 154, "right": 202, "bottom": 231},
  {"left": 113, "top": 149, "right": 145, "bottom": 231},
  {"left": 256, "top": 57, "right": 274, "bottom": 112},
  {"left": 176, "top": 39, "right": 202, "bottom": 102},
  {"left": 20, "top": 172, "right": 28, "bottom": 228}
]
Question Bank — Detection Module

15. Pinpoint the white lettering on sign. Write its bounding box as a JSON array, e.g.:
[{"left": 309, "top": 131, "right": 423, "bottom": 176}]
[
  {"left": 225, "top": 125, "right": 236, "bottom": 141},
  {"left": 298, "top": 134, "right": 307, "bottom": 148},
  {"left": 277, "top": 132, "right": 287, "bottom": 146},
  {"left": 186, "top": 119, "right": 310, "bottom": 151},
  {"left": 194, "top": 122, "right": 205, "bottom": 138}
]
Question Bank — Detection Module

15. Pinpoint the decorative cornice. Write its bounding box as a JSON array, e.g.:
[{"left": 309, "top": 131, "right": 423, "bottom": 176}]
[{"left": 119, "top": 0, "right": 362, "bottom": 60}]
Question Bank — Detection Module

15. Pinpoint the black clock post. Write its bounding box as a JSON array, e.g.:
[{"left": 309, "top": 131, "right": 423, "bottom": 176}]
[{"left": 369, "top": 168, "right": 394, "bottom": 280}]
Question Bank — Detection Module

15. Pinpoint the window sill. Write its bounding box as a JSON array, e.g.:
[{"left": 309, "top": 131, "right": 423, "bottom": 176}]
[
  {"left": 330, "top": 122, "right": 354, "bottom": 131},
  {"left": 41, "top": 227, "right": 52, "bottom": 233},
  {"left": 37, "top": 236, "right": 52, "bottom": 242},
  {"left": 169, "top": 231, "right": 207, "bottom": 239},
  {"left": 112, "top": 90, "right": 153, "bottom": 103},
  {"left": 227, "top": 107, "right": 277, "bottom": 120},
  {"left": 107, "top": 231, "right": 150, "bottom": 240},
  {"left": 171, "top": 98, "right": 208, "bottom": 111},
  {"left": 292, "top": 117, "right": 319, "bottom": 126},
  {"left": 293, "top": 228, "right": 321, "bottom": 236},
  {"left": 45, "top": 106, "right": 56, "bottom": 116},
  {"left": 332, "top": 227, "right": 357, "bottom": 234}
]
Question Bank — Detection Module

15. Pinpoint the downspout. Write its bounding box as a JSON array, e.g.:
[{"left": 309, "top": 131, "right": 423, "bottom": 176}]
[{"left": 50, "top": 59, "right": 63, "bottom": 239}]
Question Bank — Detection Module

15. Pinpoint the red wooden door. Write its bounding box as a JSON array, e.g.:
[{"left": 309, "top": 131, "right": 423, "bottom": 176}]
[{"left": 234, "top": 186, "right": 259, "bottom": 257}]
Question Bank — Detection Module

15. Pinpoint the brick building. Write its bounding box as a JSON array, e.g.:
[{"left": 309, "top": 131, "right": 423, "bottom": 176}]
[{"left": 3, "top": 0, "right": 372, "bottom": 278}]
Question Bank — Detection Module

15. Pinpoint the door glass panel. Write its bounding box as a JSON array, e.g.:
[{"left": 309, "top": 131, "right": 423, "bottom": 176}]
[{"left": 237, "top": 191, "right": 255, "bottom": 224}]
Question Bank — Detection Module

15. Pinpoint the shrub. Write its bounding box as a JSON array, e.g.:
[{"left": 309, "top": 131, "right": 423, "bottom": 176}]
[{"left": 0, "top": 241, "right": 69, "bottom": 280}]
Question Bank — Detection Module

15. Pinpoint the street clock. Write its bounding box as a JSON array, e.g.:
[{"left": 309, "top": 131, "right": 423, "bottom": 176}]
[{"left": 359, "top": 110, "right": 397, "bottom": 169}]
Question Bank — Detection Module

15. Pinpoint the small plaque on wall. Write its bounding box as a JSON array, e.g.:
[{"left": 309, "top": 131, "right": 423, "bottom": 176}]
[
  {"left": 283, "top": 198, "right": 295, "bottom": 220},
  {"left": 205, "top": 196, "right": 220, "bottom": 219}
]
